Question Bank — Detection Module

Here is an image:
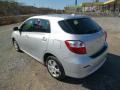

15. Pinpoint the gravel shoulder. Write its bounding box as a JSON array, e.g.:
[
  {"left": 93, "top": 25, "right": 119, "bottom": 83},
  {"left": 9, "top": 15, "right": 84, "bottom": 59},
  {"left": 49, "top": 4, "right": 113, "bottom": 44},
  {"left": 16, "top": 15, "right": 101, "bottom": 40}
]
[{"left": 0, "top": 17, "right": 120, "bottom": 90}]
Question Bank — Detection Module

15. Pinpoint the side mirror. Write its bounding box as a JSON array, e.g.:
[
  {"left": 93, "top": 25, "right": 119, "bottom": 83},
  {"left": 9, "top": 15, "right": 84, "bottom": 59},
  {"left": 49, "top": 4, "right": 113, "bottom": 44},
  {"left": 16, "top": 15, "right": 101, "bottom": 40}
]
[{"left": 13, "top": 27, "right": 19, "bottom": 31}]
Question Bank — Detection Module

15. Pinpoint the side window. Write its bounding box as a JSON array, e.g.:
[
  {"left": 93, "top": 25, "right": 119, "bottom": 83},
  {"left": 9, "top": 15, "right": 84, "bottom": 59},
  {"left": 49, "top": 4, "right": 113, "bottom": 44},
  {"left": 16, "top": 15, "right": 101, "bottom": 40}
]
[
  {"left": 20, "top": 19, "right": 34, "bottom": 32},
  {"left": 34, "top": 19, "right": 50, "bottom": 33}
]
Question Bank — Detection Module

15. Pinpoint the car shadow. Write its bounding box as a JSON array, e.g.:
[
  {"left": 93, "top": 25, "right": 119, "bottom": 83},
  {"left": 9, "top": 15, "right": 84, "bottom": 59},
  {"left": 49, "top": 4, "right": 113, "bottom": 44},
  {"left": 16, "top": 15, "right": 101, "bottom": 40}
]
[{"left": 62, "top": 53, "right": 120, "bottom": 90}]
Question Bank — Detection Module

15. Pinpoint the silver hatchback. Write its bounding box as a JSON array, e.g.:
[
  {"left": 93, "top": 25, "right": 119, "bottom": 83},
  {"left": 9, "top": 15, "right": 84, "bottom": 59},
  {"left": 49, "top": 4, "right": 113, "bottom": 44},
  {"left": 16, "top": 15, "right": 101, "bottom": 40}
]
[{"left": 12, "top": 14, "right": 108, "bottom": 80}]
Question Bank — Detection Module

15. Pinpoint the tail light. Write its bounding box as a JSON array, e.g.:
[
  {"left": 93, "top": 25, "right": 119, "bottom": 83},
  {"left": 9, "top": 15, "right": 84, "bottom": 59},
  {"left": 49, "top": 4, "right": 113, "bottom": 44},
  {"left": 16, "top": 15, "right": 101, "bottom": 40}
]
[
  {"left": 104, "top": 31, "right": 107, "bottom": 41},
  {"left": 65, "top": 40, "right": 87, "bottom": 54}
]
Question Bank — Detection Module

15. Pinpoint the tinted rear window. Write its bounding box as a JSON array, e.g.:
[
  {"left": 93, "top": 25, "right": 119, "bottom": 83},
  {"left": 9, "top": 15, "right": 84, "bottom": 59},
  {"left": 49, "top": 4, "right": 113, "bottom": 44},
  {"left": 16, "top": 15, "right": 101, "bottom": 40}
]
[{"left": 59, "top": 18, "right": 102, "bottom": 34}]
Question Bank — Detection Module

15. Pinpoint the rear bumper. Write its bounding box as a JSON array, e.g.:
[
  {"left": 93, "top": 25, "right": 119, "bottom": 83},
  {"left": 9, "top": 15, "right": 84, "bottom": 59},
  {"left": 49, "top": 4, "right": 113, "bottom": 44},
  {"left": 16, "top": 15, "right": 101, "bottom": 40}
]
[
  {"left": 67, "top": 56, "right": 107, "bottom": 78},
  {"left": 61, "top": 45, "right": 108, "bottom": 78}
]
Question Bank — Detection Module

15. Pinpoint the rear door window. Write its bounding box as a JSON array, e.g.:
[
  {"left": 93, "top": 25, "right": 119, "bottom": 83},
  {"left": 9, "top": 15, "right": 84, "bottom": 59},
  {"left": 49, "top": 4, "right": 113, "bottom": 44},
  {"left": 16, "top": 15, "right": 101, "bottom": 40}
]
[{"left": 59, "top": 18, "right": 102, "bottom": 34}]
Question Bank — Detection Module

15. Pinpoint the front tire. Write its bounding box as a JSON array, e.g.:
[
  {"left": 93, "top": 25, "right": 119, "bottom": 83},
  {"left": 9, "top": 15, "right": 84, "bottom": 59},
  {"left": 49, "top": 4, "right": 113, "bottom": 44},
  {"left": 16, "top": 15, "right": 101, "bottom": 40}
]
[
  {"left": 46, "top": 56, "right": 65, "bottom": 80},
  {"left": 13, "top": 40, "right": 21, "bottom": 52}
]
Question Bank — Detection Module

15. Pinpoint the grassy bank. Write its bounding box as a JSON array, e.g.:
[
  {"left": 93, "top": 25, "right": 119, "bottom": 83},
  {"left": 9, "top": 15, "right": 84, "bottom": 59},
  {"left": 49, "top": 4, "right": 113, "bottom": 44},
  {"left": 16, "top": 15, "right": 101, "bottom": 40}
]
[{"left": 0, "top": 15, "right": 34, "bottom": 26}]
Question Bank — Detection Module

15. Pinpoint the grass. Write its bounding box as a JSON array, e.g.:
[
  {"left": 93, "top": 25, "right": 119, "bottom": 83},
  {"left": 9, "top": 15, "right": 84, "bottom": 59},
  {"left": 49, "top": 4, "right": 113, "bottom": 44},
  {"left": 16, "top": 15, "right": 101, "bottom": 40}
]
[{"left": 0, "top": 15, "right": 33, "bottom": 26}]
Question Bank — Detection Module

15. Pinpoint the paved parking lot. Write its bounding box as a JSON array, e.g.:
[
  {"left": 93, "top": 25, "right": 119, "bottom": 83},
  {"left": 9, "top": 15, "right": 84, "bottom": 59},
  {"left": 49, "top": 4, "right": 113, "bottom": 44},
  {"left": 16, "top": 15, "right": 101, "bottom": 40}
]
[{"left": 0, "top": 17, "right": 120, "bottom": 90}]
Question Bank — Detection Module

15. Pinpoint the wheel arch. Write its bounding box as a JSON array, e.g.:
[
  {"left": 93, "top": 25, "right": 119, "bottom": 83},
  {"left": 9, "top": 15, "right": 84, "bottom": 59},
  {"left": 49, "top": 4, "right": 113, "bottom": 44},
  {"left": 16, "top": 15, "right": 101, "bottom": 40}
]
[
  {"left": 43, "top": 52, "right": 63, "bottom": 66},
  {"left": 44, "top": 52, "right": 65, "bottom": 79},
  {"left": 43, "top": 53, "right": 55, "bottom": 65}
]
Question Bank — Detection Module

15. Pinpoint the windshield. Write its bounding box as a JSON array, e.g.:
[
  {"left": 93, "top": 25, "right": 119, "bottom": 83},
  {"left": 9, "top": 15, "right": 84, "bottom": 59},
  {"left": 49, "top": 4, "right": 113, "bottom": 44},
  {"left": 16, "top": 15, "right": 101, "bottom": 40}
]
[{"left": 59, "top": 18, "right": 102, "bottom": 34}]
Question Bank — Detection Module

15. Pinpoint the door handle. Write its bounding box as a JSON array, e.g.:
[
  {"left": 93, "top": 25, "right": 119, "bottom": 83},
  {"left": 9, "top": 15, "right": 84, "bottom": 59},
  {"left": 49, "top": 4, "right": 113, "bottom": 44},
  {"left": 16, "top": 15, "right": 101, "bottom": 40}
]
[{"left": 42, "top": 37, "right": 47, "bottom": 41}]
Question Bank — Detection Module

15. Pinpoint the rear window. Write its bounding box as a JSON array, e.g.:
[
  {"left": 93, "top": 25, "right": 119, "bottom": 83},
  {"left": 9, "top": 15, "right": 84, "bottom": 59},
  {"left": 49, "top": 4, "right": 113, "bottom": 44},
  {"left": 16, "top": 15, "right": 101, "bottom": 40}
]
[{"left": 58, "top": 18, "right": 102, "bottom": 34}]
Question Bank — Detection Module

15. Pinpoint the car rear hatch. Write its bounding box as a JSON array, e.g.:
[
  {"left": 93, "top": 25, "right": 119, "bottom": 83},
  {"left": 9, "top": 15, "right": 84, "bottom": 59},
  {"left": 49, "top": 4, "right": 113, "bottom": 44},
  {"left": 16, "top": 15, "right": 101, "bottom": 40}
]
[
  {"left": 59, "top": 17, "right": 106, "bottom": 56},
  {"left": 78, "top": 31, "right": 105, "bottom": 56}
]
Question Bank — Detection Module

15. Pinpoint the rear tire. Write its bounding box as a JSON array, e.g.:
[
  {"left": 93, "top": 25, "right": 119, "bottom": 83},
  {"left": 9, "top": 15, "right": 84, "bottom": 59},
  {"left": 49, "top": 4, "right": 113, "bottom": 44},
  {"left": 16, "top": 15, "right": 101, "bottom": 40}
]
[{"left": 46, "top": 56, "right": 65, "bottom": 80}]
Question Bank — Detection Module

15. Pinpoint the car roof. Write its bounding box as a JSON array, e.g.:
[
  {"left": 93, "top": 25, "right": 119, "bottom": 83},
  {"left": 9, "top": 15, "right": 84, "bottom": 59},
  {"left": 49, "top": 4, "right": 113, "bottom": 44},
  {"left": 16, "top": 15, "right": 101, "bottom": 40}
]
[{"left": 29, "top": 14, "right": 89, "bottom": 21}]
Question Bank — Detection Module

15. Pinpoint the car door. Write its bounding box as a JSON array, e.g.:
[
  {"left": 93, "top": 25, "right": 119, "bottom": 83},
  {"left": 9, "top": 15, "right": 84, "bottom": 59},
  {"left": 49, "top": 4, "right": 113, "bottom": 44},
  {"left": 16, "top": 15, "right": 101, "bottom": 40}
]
[
  {"left": 26, "top": 19, "right": 50, "bottom": 62},
  {"left": 18, "top": 19, "right": 35, "bottom": 53}
]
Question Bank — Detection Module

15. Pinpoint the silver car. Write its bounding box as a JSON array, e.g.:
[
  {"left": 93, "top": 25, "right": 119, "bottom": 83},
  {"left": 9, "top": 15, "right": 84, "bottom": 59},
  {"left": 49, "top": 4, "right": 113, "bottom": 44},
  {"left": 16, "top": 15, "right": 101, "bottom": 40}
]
[{"left": 12, "top": 14, "right": 108, "bottom": 80}]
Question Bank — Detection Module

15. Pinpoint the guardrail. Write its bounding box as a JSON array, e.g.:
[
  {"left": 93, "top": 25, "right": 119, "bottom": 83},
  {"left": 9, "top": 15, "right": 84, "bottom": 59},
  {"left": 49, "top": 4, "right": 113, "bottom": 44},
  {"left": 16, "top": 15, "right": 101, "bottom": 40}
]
[{"left": 80, "top": 12, "right": 120, "bottom": 17}]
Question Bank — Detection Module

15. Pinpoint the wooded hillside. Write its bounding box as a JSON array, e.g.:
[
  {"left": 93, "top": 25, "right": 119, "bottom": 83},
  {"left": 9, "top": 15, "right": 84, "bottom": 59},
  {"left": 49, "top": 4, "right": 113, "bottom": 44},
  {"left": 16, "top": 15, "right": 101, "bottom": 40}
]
[{"left": 0, "top": 0, "right": 62, "bottom": 16}]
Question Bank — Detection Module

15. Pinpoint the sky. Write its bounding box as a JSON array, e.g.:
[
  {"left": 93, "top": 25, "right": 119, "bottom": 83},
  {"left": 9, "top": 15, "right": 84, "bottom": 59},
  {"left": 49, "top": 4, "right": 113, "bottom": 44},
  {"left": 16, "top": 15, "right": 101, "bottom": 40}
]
[{"left": 17, "top": 0, "right": 106, "bottom": 10}]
